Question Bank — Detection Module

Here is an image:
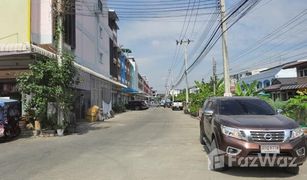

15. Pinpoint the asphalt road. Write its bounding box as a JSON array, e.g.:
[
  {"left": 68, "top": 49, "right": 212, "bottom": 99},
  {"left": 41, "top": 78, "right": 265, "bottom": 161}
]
[{"left": 0, "top": 108, "right": 306, "bottom": 180}]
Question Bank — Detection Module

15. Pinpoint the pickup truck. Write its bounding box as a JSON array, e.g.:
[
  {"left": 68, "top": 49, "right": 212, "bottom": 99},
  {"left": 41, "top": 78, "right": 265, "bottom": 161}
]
[
  {"left": 171, "top": 101, "right": 183, "bottom": 111},
  {"left": 200, "top": 97, "right": 306, "bottom": 174}
]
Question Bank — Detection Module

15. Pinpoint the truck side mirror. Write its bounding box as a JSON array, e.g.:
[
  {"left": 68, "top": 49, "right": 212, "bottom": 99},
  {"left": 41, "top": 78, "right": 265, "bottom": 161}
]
[
  {"left": 276, "top": 109, "right": 283, "bottom": 114},
  {"left": 204, "top": 109, "right": 214, "bottom": 117}
]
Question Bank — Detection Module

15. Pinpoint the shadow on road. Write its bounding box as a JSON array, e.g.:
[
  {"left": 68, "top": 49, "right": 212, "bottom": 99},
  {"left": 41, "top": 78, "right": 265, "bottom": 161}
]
[
  {"left": 202, "top": 146, "right": 297, "bottom": 178},
  {"left": 221, "top": 167, "right": 296, "bottom": 178},
  {"left": 75, "top": 121, "right": 111, "bottom": 135}
]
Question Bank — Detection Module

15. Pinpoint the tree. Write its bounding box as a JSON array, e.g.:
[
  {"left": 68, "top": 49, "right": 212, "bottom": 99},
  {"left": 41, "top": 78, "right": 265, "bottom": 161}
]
[
  {"left": 284, "top": 90, "right": 307, "bottom": 125},
  {"left": 235, "top": 80, "right": 258, "bottom": 96},
  {"left": 17, "top": 52, "right": 77, "bottom": 129},
  {"left": 189, "top": 78, "right": 224, "bottom": 116}
]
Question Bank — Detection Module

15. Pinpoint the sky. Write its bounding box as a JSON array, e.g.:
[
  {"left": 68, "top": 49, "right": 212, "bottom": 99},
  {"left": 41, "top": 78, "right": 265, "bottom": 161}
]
[{"left": 109, "top": 0, "right": 307, "bottom": 93}]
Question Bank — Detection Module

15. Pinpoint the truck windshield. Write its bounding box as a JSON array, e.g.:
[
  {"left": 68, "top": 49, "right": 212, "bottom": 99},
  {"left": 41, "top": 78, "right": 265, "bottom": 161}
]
[{"left": 219, "top": 99, "right": 275, "bottom": 115}]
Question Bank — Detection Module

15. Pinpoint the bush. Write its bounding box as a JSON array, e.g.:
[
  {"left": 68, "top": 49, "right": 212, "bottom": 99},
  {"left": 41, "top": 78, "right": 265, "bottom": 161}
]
[
  {"left": 112, "top": 103, "right": 126, "bottom": 113},
  {"left": 284, "top": 90, "right": 307, "bottom": 125},
  {"left": 260, "top": 91, "right": 307, "bottom": 126}
]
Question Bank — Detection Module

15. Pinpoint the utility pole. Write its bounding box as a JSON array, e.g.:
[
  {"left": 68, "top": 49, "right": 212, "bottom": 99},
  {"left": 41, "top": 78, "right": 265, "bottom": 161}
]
[
  {"left": 56, "top": 0, "right": 63, "bottom": 66},
  {"left": 56, "top": 0, "right": 64, "bottom": 126},
  {"left": 171, "top": 70, "right": 175, "bottom": 102},
  {"left": 176, "top": 39, "right": 191, "bottom": 109},
  {"left": 212, "top": 57, "right": 216, "bottom": 96},
  {"left": 219, "top": 0, "right": 232, "bottom": 97}
]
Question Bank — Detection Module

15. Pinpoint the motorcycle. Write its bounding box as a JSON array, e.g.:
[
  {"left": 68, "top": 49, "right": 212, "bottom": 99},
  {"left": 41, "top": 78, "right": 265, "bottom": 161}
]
[{"left": 0, "top": 99, "right": 21, "bottom": 139}]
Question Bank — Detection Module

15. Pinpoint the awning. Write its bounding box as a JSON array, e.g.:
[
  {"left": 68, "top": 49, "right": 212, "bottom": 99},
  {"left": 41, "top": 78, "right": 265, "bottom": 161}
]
[
  {"left": 280, "top": 83, "right": 307, "bottom": 90},
  {"left": 264, "top": 84, "right": 281, "bottom": 92},
  {"left": 0, "top": 69, "right": 30, "bottom": 79},
  {"left": 283, "top": 60, "right": 307, "bottom": 69},
  {"left": 122, "top": 87, "right": 138, "bottom": 93},
  {"left": 73, "top": 62, "right": 127, "bottom": 88},
  {"left": 0, "top": 43, "right": 127, "bottom": 88}
]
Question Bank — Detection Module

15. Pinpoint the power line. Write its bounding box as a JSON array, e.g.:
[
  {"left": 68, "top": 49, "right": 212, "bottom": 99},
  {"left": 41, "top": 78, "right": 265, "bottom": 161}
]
[{"left": 173, "top": 0, "right": 261, "bottom": 87}]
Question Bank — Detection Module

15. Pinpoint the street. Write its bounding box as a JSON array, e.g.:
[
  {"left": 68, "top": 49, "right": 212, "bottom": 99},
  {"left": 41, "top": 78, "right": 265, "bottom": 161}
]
[{"left": 0, "top": 108, "right": 307, "bottom": 180}]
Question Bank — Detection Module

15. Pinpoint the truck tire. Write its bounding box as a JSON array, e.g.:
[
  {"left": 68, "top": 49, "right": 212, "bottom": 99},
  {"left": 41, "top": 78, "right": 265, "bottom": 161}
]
[{"left": 209, "top": 138, "right": 228, "bottom": 171}]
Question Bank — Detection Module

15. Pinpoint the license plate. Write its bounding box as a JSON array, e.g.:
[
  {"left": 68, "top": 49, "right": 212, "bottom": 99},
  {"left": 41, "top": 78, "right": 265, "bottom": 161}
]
[{"left": 261, "top": 145, "right": 280, "bottom": 154}]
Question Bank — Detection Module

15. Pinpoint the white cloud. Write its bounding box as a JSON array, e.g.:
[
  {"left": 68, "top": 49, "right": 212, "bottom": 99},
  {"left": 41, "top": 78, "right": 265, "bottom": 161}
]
[
  {"left": 116, "top": 0, "right": 307, "bottom": 92},
  {"left": 151, "top": 40, "right": 160, "bottom": 48}
]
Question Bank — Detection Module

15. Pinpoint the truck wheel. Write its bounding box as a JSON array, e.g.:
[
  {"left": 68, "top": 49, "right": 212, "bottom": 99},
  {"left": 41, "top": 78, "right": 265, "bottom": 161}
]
[{"left": 209, "top": 138, "right": 228, "bottom": 171}]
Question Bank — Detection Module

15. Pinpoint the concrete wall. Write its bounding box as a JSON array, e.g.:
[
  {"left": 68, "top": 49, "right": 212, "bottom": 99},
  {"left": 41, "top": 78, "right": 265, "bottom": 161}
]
[
  {"left": 31, "top": 0, "right": 53, "bottom": 44},
  {"left": 74, "top": 0, "right": 115, "bottom": 113},
  {"left": 74, "top": 0, "right": 112, "bottom": 77},
  {"left": 0, "top": 0, "right": 31, "bottom": 43}
]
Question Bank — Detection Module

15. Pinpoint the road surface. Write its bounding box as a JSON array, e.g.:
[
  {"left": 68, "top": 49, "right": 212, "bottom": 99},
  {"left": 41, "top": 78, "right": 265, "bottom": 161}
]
[{"left": 0, "top": 108, "right": 306, "bottom": 180}]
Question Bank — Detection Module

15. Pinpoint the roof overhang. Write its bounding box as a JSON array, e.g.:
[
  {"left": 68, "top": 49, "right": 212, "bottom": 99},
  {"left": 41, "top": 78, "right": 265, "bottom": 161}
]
[
  {"left": 283, "top": 60, "right": 307, "bottom": 69},
  {"left": 0, "top": 43, "right": 127, "bottom": 88}
]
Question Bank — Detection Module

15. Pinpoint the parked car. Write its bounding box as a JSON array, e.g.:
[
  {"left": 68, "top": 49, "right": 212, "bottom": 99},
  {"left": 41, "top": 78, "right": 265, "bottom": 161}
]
[
  {"left": 199, "top": 97, "right": 306, "bottom": 174},
  {"left": 126, "top": 100, "right": 149, "bottom": 110},
  {"left": 163, "top": 101, "right": 172, "bottom": 108},
  {"left": 171, "top": 101, "right": 183, "bottom": 110}
]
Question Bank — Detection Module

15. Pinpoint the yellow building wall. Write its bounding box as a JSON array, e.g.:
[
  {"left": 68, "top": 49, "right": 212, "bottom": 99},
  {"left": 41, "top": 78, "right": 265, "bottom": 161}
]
[{"left": 0, "top": 0, "right": 30, "bottom": 43}]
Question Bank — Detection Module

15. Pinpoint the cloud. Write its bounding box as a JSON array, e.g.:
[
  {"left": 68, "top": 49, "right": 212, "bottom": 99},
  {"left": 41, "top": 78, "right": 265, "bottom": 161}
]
[
  {"left": 151, "top": 40, "right": 160, "bottom": 48},
  {"left": 116, "top": 0, "right": 307, "bottom": 92}
]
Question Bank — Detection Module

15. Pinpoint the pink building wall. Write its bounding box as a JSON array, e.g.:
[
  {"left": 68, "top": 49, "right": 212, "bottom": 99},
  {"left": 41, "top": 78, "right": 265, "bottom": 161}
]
[{"left": 31, "top": 0, "right": 53, "bottom": 44}]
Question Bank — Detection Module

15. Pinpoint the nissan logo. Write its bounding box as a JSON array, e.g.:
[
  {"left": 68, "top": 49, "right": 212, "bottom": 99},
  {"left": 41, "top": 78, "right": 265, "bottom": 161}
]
[{"left": 264, "top": 133, "right": 273, "bottom": 141}]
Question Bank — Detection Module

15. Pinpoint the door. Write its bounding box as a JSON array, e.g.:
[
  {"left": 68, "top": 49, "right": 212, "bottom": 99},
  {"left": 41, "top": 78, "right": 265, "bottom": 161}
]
[{"left": 203, "top": 101, "right": 216, "bottom": 139}]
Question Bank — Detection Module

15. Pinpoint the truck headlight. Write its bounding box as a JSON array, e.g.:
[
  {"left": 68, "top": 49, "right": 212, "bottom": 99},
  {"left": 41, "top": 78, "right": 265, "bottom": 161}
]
[
  {"left": 290, "top": 128, "right": 304, "bottom": 140},
  {"left": 221, "top": 125, "right": 246, "bottom": 141}
]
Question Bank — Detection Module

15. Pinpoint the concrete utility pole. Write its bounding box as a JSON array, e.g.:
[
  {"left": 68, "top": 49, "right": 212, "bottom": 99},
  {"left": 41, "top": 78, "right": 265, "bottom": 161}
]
[
  {"left": 56, "top": 0, "right": 63, "bottom": 66},
  {"left": 170, "top": 70, "right": 175, "bottom": 102},
  {"left": 56, "top": 0, "right": 64, "bottom": 126},
  {"left": 176, "top": 39, "right": 191, "bottom": 108},
  {"left": 212, "top": 57, "right": 216, "bottom": 96},
  {"left": 219, "top": 0, "right": 232, "bottom": 97}
]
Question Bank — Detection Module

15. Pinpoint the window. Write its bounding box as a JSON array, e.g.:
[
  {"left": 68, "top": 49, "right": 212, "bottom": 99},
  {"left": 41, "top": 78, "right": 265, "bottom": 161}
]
[
  {"left": 299, "top": 70, "right": 304, "bottom": 77},
  {"left": 218, "top": 99, "right": 275, "bottom": 115},
  {"left": 98, "top": 0, "right": 103, "bottom": 12},
  {"left": 205, "top": 101, "right": 216, "bottom": 112},
  {"left": 257, "top": 82, "right": 262, "bottom": 89},
  {"left": 99, "top": 27, "right": 103, "bottom": 38},
  {"left": 264, "top": 80, "right": 270, "bottom": 87},
  {"left": 298, "top": 69, "right": 307, "bottom": 77},
  {"left": 99, "top": 53, "right": 103, "bottom": 63}
]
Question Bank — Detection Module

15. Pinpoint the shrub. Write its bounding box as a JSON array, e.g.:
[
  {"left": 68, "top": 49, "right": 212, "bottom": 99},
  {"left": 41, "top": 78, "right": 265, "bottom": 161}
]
[{"left": 112, "top": 103, "right": 126, "bottom": 113}]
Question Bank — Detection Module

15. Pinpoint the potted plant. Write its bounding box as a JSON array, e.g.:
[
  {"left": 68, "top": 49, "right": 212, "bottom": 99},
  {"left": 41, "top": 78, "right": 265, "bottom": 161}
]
[{"left": 55, "top": 123, "right": 66, "bottom": 136}]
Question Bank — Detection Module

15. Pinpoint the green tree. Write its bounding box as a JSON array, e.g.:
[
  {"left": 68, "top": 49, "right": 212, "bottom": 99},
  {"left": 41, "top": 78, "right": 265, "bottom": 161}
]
[
  {"left": 284, "top": 90, "right": 307, "bottom": 125},
  {"left": 189, "top": 78, "right": 224, "bottom": 116},
  {"left": 235, "top": 80, "right": 258, "bottom": 96},
  {"left": 17, "top": 52, "right": 77, "bottom": 128}
]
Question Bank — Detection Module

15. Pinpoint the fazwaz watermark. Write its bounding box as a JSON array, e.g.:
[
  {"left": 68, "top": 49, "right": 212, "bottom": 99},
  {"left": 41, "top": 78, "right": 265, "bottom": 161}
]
[{"left": 208, "top": 148, "right": 298, "bottom": 169}]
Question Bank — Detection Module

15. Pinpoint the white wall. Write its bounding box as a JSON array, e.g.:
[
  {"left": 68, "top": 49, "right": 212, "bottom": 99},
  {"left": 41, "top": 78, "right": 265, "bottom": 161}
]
[
  {"left": 276, "top": 68, "right": 297, "bottom": 78},
  {"left": 74, "top": 0, "right": 113, "bottom": 77}
]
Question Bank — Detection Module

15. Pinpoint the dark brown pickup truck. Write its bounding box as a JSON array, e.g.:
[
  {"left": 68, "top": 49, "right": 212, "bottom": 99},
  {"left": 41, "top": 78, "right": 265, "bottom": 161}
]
[{"left": 199, "top": 97, "right": 306, "bottom": 174}]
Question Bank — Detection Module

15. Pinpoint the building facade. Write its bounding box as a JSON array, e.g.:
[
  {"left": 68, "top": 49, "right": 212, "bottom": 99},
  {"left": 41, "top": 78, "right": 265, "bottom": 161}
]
[
  {"left": 0, "top": 0, "right": 128, "bottom": 121},
  {"left": 239, "top": 64, "right": 297, "bottom": 91},
  {"left": 0, "top": 0, "right": 153, "bottom": 120},
  {"left": 265, "top": 60, "right": 307, "bottom": 101}
]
